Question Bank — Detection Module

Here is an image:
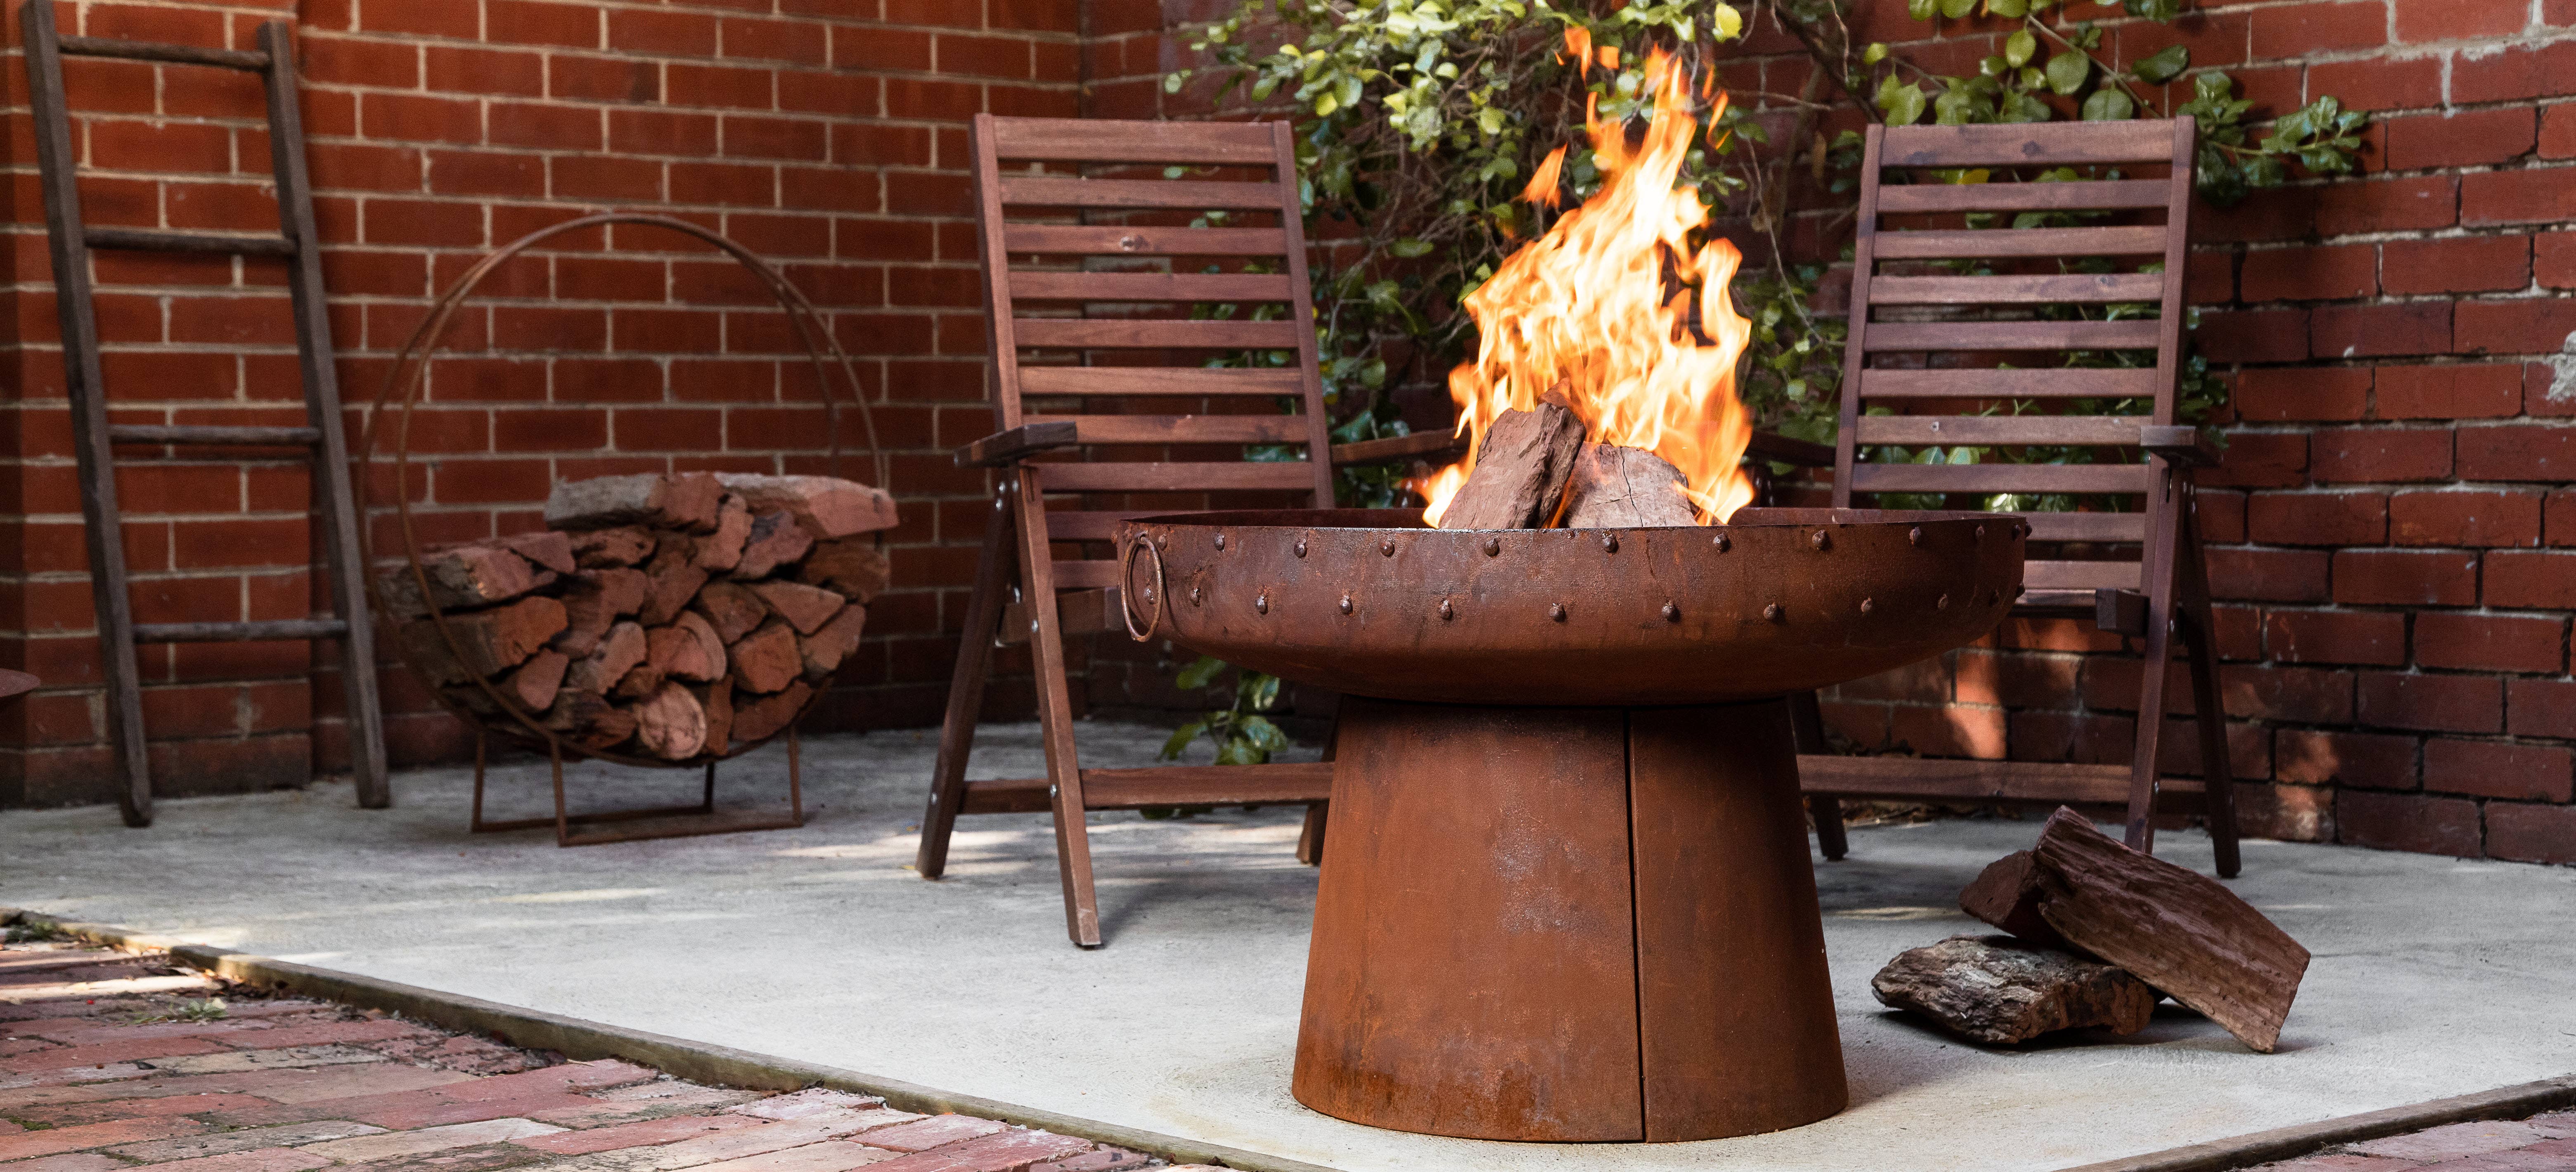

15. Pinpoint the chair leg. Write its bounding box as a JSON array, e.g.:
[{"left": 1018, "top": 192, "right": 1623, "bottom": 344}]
[
  {"left": 1787, "top": 691, "right": 1847, "bottom": 861},
  {"left": 2173, "top": 494, "right": 2240, "bottom": 878},
  {"left": 919, "top": 493, "right": 1015, "bottom": 880},
  {"left": 2125, "top": 609, "right": 2176, "bottom": 857},
  {"left": 1013, "top": 475, "right": 1102, "bottom": 948}
]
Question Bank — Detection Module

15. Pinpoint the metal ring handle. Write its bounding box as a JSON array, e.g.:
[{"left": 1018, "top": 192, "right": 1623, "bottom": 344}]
[{"left": 1119, "top": 533, "right": 1167, "bottom": 643}]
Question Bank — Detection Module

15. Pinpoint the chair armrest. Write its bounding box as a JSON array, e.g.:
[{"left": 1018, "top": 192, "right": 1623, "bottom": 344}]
[
  {"left": 1328, "top": 431, "right": 1465, "bottom": 466},
  {"left": 955, "top": 421, "right": 1081, "bottom": 468},
  {"left": 2138, "top": 424, "right": 2218, "bottom": 468},
  {"left": 1747, "top": 429, "right": 1835, "bottom": 468}
]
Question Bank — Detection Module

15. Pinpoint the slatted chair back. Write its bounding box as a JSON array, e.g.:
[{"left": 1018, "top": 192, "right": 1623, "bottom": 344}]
[
  {"left": 972, "top": 113, "right": 1336, "bottom": 598},
  {"left": 1832, "top": 118, "right": 2196, "bottom": 613}
]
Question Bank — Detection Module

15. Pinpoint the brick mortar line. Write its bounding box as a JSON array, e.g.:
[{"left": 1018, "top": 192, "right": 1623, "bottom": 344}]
[{"left": 0, "top": 905, "right": 1340, "bottom": 1172}]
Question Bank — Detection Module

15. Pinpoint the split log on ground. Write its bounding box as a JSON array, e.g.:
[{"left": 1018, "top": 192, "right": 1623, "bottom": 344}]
[
  {"left": 632, "top": 681, "right": 708, "bottom": 761},
  {"left": 379, "top": 544, "right": 556, "bottom": 618},
  {"left": 553, "top": 568, "right": 650, "bottom": 658},
  {"left": 693, "top": 677, "right": 734, "bottom": 753},
  {"left": 748, "top": 580, "right": 845, "bottom": 635},
  {"left": 501, "top": 649, "right": 570, "bottom": 713},
  {"left": 797, "top": 536, "right": 890, "bottom": 604},
  {"left": 730, "top": 511, "right": 815, "bottom": 581},
  {"left": 730, "top": 619, "right": 803, "bottom": 695},
  {"left": 571, "top": 526, "right": 656, "bottom": 569},
  {"left": 1968, "top": 807, "right": 2311, "bottom": 1052},
  {"left": 715, "top": 473, "right": 897, "bottom": 540},
  {"left": 1959, "top": 850, "right": 2066, "bottom": 951},
  {"left": 731, "top": 679, "right": 812, "bottom": 743},
  {"left": 694, "top": 581, "right": 772, "bottom": 644},
  {"left": 1870, "top": 934, "right": 2157, "bottom": 1046},
  {"left": 492, "top": 530, "right": 575, "bottom": 574},
  {"left": 566, "top": 621, "right": 648, "bottom": 694},
  {"left": 652, "top": 611, "right": 729, "bottom": 684},
  {"left": 397, "top": 595, "right": 567, "bottom": 681},
  {"left": 545, "top": 472, "right": 724, "bottom": 533},
  {"left": 798, "top": 604, "right": 867, "bottom": 681},
  {"left": 636, "top": 541, "right": 711, "bottom": 627},
  {"left": 695, "top": 494, "right": 751, "bottom": 572},
  {"left": 544, "top": 689, "right": 637, "bottom": 750},
  {"left": 1434, "top": 397, "right": 1585, "bottom": 530},
  {"left": 1559, "top": 443, "right": 1700, "bottom": 528}
]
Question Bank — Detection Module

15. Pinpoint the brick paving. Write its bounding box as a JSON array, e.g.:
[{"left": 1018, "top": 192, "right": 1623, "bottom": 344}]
[{"left": 0, "top": 931, "right": 1177, "bottom": 1172}]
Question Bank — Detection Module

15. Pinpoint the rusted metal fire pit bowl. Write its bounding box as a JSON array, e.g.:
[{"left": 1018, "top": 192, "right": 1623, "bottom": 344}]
[{"left": 1116, "top": 506, "right": 2026, "bottom": 1144}]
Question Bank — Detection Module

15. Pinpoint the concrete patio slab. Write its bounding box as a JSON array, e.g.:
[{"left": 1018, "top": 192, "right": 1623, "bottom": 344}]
[{"left": 5, "top": 721, "right": 2573, "bottom": 1172}]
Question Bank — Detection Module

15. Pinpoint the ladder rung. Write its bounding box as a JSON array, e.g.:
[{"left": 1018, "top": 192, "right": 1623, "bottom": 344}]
[
  {"left": 135, "top": 618, "right": 348, "bottom": 644},
  {"left": 58, "top": 35, "right": 270, "bottom": 71},
  {"left": 85, "top": 227, "right": 297, "bottom": 257},
  {"left": 109, "top": 424, "right": 320, "bottom": 447}
]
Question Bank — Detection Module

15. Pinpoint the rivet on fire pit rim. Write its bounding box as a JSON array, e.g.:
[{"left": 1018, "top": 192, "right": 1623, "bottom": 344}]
[
  {"left": 1156, "top": 533, "right": 1169, "bottom": 551},
  {"left": 1975, "top": 524, "right": 1987, "bottom": 540},
  {"left": 1937, "top": 593, "right": 1950, "bottom": 610},
  {"left": 1763, "top": 603, "right": 1783, "bottom": 622},
  {"left": 1549, "top": 602, "right": 1567, "bottom": 622},
  {"left": 1662, "top": 601, "right": 1680, "bottom": 622},
  {"left": 1438, "top": 598, "right": 1455, "bottom": 621},
  {"left": 1214, "top": 532, "right": 1226, "bottom": 551},
  {"left": 1811, "top": 530, "right": 1830, "bottom": 551},
  {"left": 1713, "top": 532, "right": 1731, "bottom": 552},
  {"left": 1295, "top": 539, "right": 1308, "bottom": 558},
  {"left": 1860, "top": 597, "right": 1874, "bottom": 614},
  {"left": 1908, "top": 526, "right": 1924, "bottom": 546},
  {"left": 1255, "top": 593, "right": 1269, "bottom": 614},
  {"left": 1483, "top": 537, "right": 1501, "bottom": 557},
  {"left": 1379, "top": 537, "right": 1396, "bottom": 557},
  {"left": 1602, "top": 532, "right": 1619, "bottom": 553},
  {"left": 1339, "top": 594, "right": 1354, "bottom": 615}
]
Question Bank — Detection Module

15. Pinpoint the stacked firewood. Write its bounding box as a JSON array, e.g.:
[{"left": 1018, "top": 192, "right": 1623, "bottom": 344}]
[
  {"left": 381, "top": 471, "right": 895, "bottom": 762},
  {"left": 1435, "top": 385, "right": 1700, "bottom": 529}
]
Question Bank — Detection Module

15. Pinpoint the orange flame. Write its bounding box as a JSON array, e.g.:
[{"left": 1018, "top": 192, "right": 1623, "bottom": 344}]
[{"left": 1418, "top": 50, "right": 1755, "bottom": 527}]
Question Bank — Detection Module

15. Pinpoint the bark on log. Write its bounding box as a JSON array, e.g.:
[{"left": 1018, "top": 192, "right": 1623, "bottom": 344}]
[
  {"left": 1971, "top": 807, "right": 2311, "bottom": 1052},
  {"left": 652, "top": 611, "right": 728, "bottom": 684},
  {"left": 492, "top": 530, "right": 575, "bottom": 575},
  {"left": 748, "top": 580, "right": 844, "bottom": 636},
  {"left": 1871, "top": 934, "right": 2157, "bottom": 1046},
  {"left": 694, "top": 677, "right": 734, "bottom": 754},
  {"left": 715, "top": 473, "right": 897, "bottom": 540},
  {"left": 798, "top": 603, "right": 867, "bottom": 681},
  {"left": 694, "top": 494, "right": 751, "bottom": 572},
  {"left": 730, "top": 511, "right": 815, "bottom": 581},
  {"left": 543, "top": 689, "right": 636, "bottom": 750},
  {"left": 571, "top": 527, "right": 656, "bottom": 569},
  {"left": 694, "top": 581, "right": 771, "bottom": 644},
  {"left": 797, "top": 536, "right": 890, "bottom": 604},
  {"left": 379, "top": 544, "right": 556, "bottom": 618},
  {"left": 731, "top": 679, "right": 812, "bottom": 743},
  {"left": 730, "top": 619, "right": 802, "bottom": 695},
  {"left": 636, "top": 542, "right": 711, "bottom": 627},
  {"left": 545, "top": 472, "right": 724, "bottom": 533},
  {"left": 1959, "top": 850, "right": 2067, "bottom": 951},
  {"left": 633, "top": 681, "right": 708, "bottom": 761},
  {"left": 611, "top": 663, "right": 664, "bottom": 701},
  {"left": 553, "top": 568, "right": 650, "bottom": 658},
  {"left": 400, "top": 595, "right": 567, "bottom": 680},
  {"left": 566, "top": 621, "right": 648, "bottom": 695},
  {"left": 501, "top": 649, "right": 570, "bottom": 713},
  {"left": 1434, "top": 398, "right": 1584, "bottom": 530},
  {"left": 1559, "top": 443, "right": 1700, "bottom": 528}
]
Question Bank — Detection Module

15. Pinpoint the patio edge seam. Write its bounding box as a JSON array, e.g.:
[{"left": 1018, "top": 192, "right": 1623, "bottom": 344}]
[
  {"left": 2053, "top": 1072, "right": 2576, "bottom": 1172},
  {"left": 2, "top": 906, "right": 1347, "bottom": 1172}
]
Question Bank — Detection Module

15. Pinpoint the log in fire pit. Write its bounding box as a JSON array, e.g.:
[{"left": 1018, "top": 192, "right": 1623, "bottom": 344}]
[{"left": 1118, "top": 506, "right": 2022, "bottom": 1143}]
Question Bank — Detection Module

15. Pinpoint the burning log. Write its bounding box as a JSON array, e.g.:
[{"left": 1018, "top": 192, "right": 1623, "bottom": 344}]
[
  {"left": 1871, "top": 934, "right": 2157, "bottom": 1046},
  {"left": 1560, "top": 443, "right": 1700, "bottom": 528},
  {"left": 1432, "top": 395, "right": 1585, "bottom": 530},
  {"left": 1963, "top": 807, "right": 2311, "bottom": 1052},
  {"left": 382, "top": 470, "right": 895, "bottom": 761}
]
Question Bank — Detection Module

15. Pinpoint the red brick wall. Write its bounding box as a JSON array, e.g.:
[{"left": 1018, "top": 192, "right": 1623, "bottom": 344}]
[{"left": 0, "top": 0, "right": 1080, "bottom": 807}]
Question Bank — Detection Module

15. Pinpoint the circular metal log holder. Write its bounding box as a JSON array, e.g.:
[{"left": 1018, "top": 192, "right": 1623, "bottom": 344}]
[{"left": 359, "top": 213, "right": 886, "bottom": 846}]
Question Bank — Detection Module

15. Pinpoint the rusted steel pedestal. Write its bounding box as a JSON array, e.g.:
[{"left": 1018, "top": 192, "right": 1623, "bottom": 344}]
[{"left": 1294, "top": 695, "right": 1845, "bottom": 1143}]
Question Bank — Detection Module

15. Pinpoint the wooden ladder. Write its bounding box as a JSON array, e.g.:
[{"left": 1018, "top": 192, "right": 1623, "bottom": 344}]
[{"left": 20, "top": 6, "right": 388, "bottom": 826}]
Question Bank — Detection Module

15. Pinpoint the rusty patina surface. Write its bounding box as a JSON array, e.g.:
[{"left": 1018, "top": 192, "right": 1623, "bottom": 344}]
[{"left": 1116, "top": 507, "right": 2026, "bottom": 707}]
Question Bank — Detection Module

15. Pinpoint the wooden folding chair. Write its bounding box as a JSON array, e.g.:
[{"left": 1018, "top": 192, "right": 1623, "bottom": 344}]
[
  {"left": 1793, "top": 118, "right": 2242, "bottom": 877},
  {"left": 917, "top": 115, "right": 1444, "bottom": 947}
]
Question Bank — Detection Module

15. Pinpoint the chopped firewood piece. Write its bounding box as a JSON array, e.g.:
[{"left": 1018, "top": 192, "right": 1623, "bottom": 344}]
[
  {"left": 397, "top": 595, "right": 566, "bottom": 681},
  {"left": 1871, "top": 934, "right": 2156, "bottom": 1046},
  {"left": 501, "top": 649, "right": 570, "bottom": 712},
  {"left": 1970, "top": 808, "right": 2311, "bottom": 1053},
  {"left": 636, "top": 541, "right": 711, "bottom": 627},
  {"left": 1559, "top": 442, "right": 1699, "bottom": 528},
  {"left": 694, "top": 676, "right": 734, "bottom": 754},
  {"left": 748, "top": 580, "right": 845, "bottom": 635},
  {"left": 566, "top": 621, "right": 648, "bottom": 695},
  {"left": 1959, "top": 850, "right": 2066, "bottom": 951},
  {"left": 612, "top": 662, "right": 664, "bottom": 701},
  {"left": 571, "top": 526, "right": 657, "bottom": 569},
  {"left": 695, "top": 494, "right": 751, "bottom": 572},
  {"left": 545, "top": 472, "right": 724, "bottom": 533},
  {"left": 798, "top": 604, "right": 867, "bottom": 681},
  {"left": 731, "top": 679, "right": 812, "bottom": 743},
  {"left": 544, "top": 689, "right": 636, "bottom": 750},
  {"left": 440, "top": 683, "right": 501, "bottom": 718},
  {"left": 395, "top": 619, "right": 473, "bottom": 687},
  {"left": 715, "top": 473, "right": 897, "bottom": 540},
  {"left": 379, "top": 544, "right": 556, "bottom": 618},
  {"left": 730, "top": 511, "right": 816, "bottom": 581},
  {"left": 797, "top": 536, "right": 890, "bottom": 604},
  {"left": 1434, "top": 395, "right": 1584, "bottom": 530},
  {"left": 553, "top": 568, "right": 651, "bottom": 658},
  {"left": 694, "top": 581, "right": 772, "bottom": 644},
  {"left": 651, "top": 611, "right": 728, "bottom": 684},
  {"left": 730, "top": 619, "right": 802, "bottom": 695},
  {"left": 492, "top": 530, "right": 575, "bottom": 575},
  {"left": 633, "top": 681, "right": 708, "bottom": 761}
]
